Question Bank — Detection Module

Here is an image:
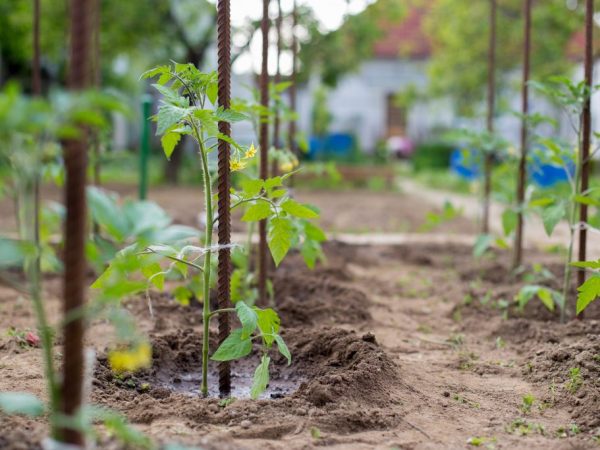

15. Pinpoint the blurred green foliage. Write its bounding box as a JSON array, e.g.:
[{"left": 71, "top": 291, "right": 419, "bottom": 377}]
[{"left": 426, "top": 0, "right": 582, "bottom": 114}]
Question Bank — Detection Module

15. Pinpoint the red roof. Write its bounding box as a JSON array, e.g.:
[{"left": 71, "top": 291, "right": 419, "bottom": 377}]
[{"left": 373, "top": 8, "right": 431, "bottom": 60}]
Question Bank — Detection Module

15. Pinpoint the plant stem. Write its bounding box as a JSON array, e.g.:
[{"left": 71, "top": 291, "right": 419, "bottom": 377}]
[
  {"left": 561, "top": 153, "right": 582, "bottom": 323},
  {"left": 28, "top": 256, "right": 60, "bottom": 434},
  {"left": 198, "top": 137, "right": 213, "bottom": 397}
]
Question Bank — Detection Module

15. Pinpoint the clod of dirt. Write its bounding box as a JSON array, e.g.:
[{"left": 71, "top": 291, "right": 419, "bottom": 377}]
[{"left": 288, "top": 327, "right": 399, "bottom": 406}]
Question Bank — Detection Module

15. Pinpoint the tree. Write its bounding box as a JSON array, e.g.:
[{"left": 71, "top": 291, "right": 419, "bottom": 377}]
[
  {"left": 298, "top": 0, "right": 404, "bottom": 87},
  {"left": 425, "top": 0, "right": 582, "bottom": 114}
]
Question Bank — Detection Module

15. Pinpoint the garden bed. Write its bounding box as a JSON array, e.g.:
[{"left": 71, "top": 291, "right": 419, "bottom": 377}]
[{"left": 1, "top": 240, "right": 599, "bottom": 448}]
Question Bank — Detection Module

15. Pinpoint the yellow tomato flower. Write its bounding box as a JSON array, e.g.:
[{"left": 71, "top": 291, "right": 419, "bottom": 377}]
[
  {"left": 244, "top": 143, "right": 257, "bottom": 159},
  {"left": 108, "top": 342, "right": 152, "bottom": 374},
  {"left": 230, "top": 159, "right": 246, "bottom": 172},
  {"left": 279, "top": 162, "right": 293, "bottom": 173}
]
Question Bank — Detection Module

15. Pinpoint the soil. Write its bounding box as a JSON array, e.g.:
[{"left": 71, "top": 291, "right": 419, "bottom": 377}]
[
  {"left": 0, "top": 183, "right": 477, "bottom": 235},
  {"left": 1, "top": 188, "right": 600, "bottom": 449}
]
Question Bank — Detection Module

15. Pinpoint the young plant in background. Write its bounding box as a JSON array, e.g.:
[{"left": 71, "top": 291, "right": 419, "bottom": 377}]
[
  {"left": 446, "top": 128, "right": 510, "bottom": 256},
  {"left": 515, "top": 77, "right": 600, "bottom": 320}
]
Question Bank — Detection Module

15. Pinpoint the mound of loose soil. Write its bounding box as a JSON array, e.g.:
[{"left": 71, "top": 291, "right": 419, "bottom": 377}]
[
  {"left": 523, "top": 324, "right": 600, "bottom": 430},
  {"left": 91, "top": 325, "right": 404, "bottom": 439}
]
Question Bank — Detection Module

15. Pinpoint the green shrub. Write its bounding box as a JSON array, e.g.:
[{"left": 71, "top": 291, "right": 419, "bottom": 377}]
[{"left": 412, "top": 141, "right": 454, "bottom": 171}]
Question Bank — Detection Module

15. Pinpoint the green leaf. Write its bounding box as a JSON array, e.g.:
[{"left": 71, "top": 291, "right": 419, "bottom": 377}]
[
  {"left": 206, "top": 82, "right": 218, "bottom": 105},
  {"left": 268, "top": 217, "right": 293, "bottom": 266},
  {"left": 537, "top": 288, "right": 555, "bottom": 312},
  {"left": 239, "top": 178, "right": 264, "bottom": 198},
  {"left": 274, "top": 335, "right": 291, "bottom": 365},
  {"left": 574, "top": 194, "right": 600, "bottom": 207},
  {"left": 529, "top": 197, "right": 554, "bottom": 207},
  {"left": 152, "top": 84, "right": 187, "bottom": 107},
  {"left": 141, "top": 262, "right": 164, "bottom": 291},
  {"left": 161, "top": 131, "right": 181, "bottom": 160},
  {"left": 542, "top": 203, "right": 565, "bottom": 236},
  {"left": 155, "top": 104, "right": 188, "bottom": 135},
  {"left": 172, "top": 286, "right": 193, "bottom": 306},
  {"left": 241, "top": 201, "right": 272, "bottom": 222},
  {"left": 576, "top": 275, "right": 600, "bottom": 314},
  {"left": 89, "top": 406, "right": 154, "bottom": 449},
  {"left": 87, "top": 187, "right": 128, "bottom": 242},
  {"left": 571, "top": 260, "right": 600, "bottom": 270},
  {"left": 264, "top": 176, "right": 282, "bottom": 191},
  {"left": 502, "top": 209, "right": 518, "bottom": 236},
  {"left": 211, "top": 329, "right": 252, "bottom": 361},
  {"left": 0, "top": 392, "right": 44, "bottom": 417},
  {"left": 281, "top": 199, "right": 319, "bottom": 219},
  {"left": 473, "top": 234, "right": 494, "bottom": 258},
  {"left": 214, "top": 108, "right": 248, "bottom": 123},
  {"left": 304, "top": 222, "right": 327, "bottom": 242},
  {"left": 236, "top": 301, "right": 258, "bottom": 339},
  {"left": 250, "top": 355, "right": 270, "bottom": 399},
  {"left": 255, "top": 308, "right": 280, "bottom": 346}
]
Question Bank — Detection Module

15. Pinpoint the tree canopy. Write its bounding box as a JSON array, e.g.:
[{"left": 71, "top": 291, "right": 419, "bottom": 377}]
[{"left": 425, "top": 0, "right": 584, "bottom": 114}]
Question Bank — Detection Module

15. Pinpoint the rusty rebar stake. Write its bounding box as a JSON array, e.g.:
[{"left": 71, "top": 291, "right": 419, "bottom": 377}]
[
  {"left": 288, "top": 0, "right": 298, "bottom": 157},
  {"left": 216, "top": 0, "right": 232, "bottom": 396},
  {"left": 577, "top": 0, "right": 594, "bottom": 318},
  {"left": 271, "top": 0, "right": 283, "bottom": 178},
  {"left": 60, "top": 0, "right": 92, "bottom": 445},
  {"left": 483, "top": 0, "right": 497, "bottom": 235},
  {"left": 258, "top": 0, "right": 271, "bottom": 305},
  {"left": 513, "top": 0, "right": 532, "bottom": 270}
]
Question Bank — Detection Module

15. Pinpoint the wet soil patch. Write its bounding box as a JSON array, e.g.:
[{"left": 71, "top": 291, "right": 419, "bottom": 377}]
[{"left": 92, "top": 326, "right": 404, "bottom": 436}]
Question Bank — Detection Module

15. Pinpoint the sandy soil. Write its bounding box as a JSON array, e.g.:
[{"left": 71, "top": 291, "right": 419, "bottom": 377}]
[
  {"left": 1, "top": 239, "right": 600, "bottom": 449},
  {"left": 0, "top": 183, "right": 477, "bottom": 235}
]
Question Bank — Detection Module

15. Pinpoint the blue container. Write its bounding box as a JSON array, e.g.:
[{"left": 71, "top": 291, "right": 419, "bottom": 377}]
[
  {"left": 450, "top": 148, "right": 481, "bottom": 181},
  {"left": 308, "top": 133, "right": 354, "bottom": 160},
  {"left": 529, "top": 157, "right": 574, "bottom": 188}
]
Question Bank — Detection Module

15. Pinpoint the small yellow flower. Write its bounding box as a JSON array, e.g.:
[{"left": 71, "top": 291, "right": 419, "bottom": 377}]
[
  {"left": 230, "top": 159, "right": 246, "bottom": 172},
  {"left": 279, "top": 162, "right": 293, "bottom": 173},
  {"left": 108, "top": 342, "right": 152, "bottom": 374},
  {"left": 244, "top": 143, "right": 257, "bottom": 159}
]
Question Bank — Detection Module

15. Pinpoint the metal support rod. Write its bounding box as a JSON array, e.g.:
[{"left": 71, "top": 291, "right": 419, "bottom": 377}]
[
  {"left": 258, "top": 0, "right": 271, "bottom": 305},
  {"left": 60, "top": 0, "right": 92, "bottom": 445},
  {"left": 483, "top": 0, "right": 497, "bottom": 234},
  {"left": 271, "top": 0, "right": 283, "bottom": 178},
  {"left": 288, "top": 0, "right": 298, "bottom": 157},
  {"left": 577, "top": 0, "right": 594, "bottom": 317},
  {"left": 216, "top": 0, "right": 232, "bottom": 397},
  {"left": 139, "top": 95, "right": 152, "bottom": 200},
  {"left": 92, "top": 0, "right": 101, "bottom": 188},
  {"left": 513, "top": 0, "right": 532, "bottom": 270},
  {"left": 33, "top": 0, "right": 41, "bottom": 96}
]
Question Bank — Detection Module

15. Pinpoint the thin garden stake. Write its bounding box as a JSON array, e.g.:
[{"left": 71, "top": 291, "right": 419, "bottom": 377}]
[
  {"left": 31, "top": 0, "right": 60, "bottom": 437},
  {"left": 92, "top": 0, "right": 101, "bottom": 188},
  {"left": 513, "top": 0, "right": 532, "bottom": 270},
  {"left": 60, "top": 0, "right": 92, "bottom": 445},
  {"left": 577, "top": 0, "right": 594, "bottom": 318},
  {"left": 32, "top": 0, "right": 42, "bottom": 267},
  {"left": 288, "top": 0, "right": 298, "bottom": 157},
  {"left": 33, "top": 0, "right": 41, "bottom": 96},
  {"left": 258, "top": 0, "right": 271, "bottom": 305},
  {"left": 271, "top": 0, "right": 283, "bottom": 178},
  {"left": 216, "top": 0, "right": 232, "bottom": 396},
  {"left": 483, "top": 0, "right": 497, "bottom": 234}
]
